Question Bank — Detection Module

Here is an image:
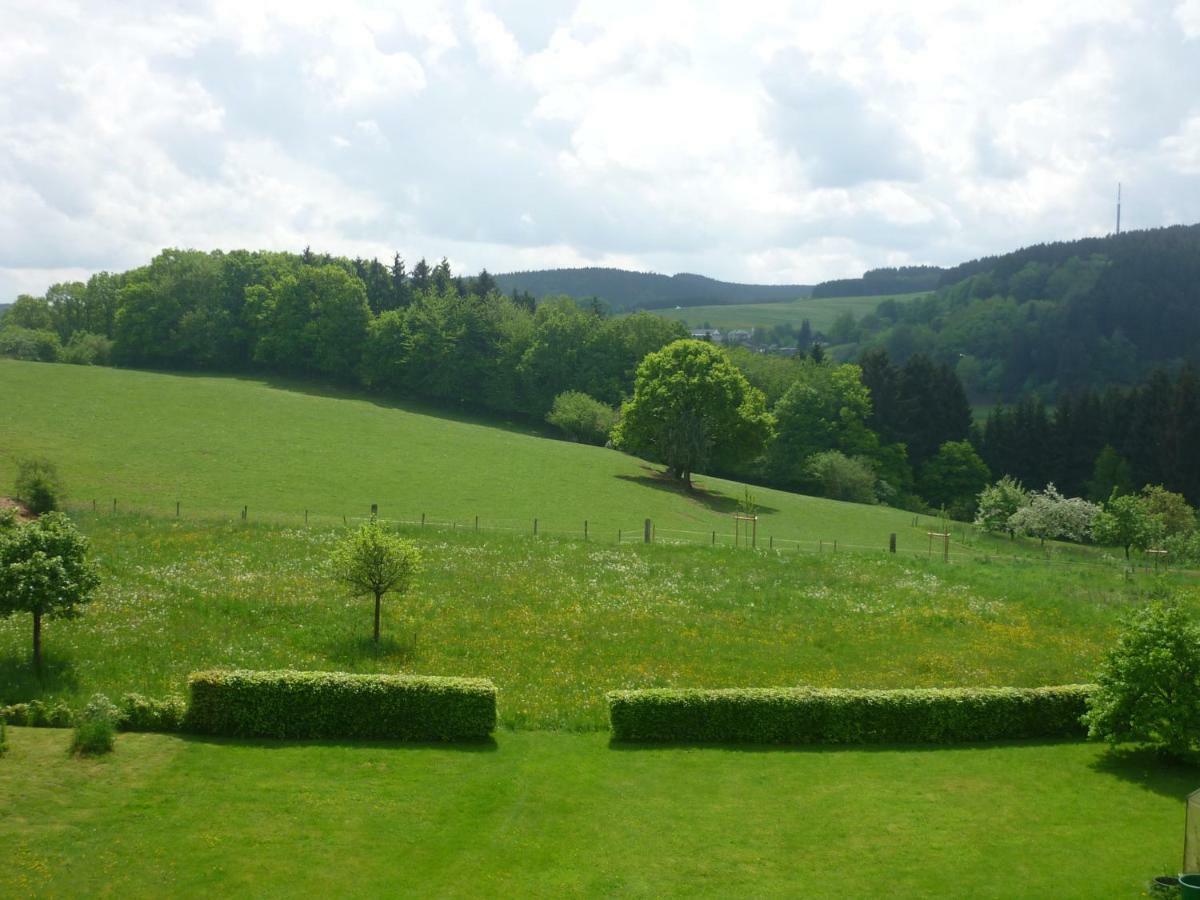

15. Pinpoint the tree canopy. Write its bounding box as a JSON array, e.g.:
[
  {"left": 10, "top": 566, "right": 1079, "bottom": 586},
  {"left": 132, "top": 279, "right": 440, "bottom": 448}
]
[{"left": 612, "top": 340, "right": 774, "bottom": 486}]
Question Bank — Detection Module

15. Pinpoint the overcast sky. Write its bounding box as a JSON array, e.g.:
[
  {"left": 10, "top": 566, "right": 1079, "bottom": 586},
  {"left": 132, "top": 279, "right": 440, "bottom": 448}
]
[{"left": 2, "top": 0, "right": 1198, "bottom": 299}]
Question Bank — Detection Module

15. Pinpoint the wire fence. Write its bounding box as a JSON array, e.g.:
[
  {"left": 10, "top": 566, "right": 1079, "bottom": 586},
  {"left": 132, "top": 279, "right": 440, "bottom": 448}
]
[{"left": 70, "top": 495, "right": 1198, "bottom": 580}]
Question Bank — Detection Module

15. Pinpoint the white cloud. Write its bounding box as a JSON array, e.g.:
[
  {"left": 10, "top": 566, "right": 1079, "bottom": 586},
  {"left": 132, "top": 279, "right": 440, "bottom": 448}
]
[{"left": 1, "top": 0, "right": 1198, "bottom": 299}]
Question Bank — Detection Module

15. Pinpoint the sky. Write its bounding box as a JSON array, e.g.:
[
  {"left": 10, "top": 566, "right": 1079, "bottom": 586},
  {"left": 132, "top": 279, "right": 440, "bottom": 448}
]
[{"left": 2, "top": 0, "right": 1198, "bottom": 299}]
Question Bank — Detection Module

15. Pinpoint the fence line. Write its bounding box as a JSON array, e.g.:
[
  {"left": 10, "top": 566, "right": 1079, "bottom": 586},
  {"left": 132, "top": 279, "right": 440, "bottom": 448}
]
[{"left": 68, "top": 497, "right": 1196, "bottom": 578}]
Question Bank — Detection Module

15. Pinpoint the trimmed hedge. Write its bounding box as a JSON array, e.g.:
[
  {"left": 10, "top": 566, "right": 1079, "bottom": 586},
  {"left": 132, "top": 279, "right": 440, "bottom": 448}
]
[
  {"left": 118, "top": 693, "right": 186, "bottom": 732},
  {"left": 607, "top": 685, "right": 1096, "bottom": 744},
  {"left": 186, "top": 669, "right": 497, "bottom": 741}
]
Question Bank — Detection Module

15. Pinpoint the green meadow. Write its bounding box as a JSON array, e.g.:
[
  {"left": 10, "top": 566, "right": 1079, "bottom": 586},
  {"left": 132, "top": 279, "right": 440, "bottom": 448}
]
[
  {"left": 2, "top": 514, "right": 1195, "bottom": 730},
  {"left": 649, "top": 292, "right": 927, "bottom": 332},
  {"left": 0, "top": 359, "right": 1087, "bottom": 562}
]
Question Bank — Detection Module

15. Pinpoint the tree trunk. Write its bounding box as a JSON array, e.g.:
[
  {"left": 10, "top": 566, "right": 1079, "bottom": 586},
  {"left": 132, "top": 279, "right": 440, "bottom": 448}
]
[
  {"left": 1124, "top": 544, "right": 1130, "bottom": 560},
  {"left": 373, "top": 592, "right": 382, "bottom": 643},
  {"left": 33, "top": 609, "right": 42, "bottom": 670}
]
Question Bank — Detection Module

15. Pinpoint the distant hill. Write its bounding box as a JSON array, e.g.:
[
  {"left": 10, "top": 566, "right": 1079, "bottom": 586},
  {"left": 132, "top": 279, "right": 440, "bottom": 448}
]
[
  {"left": 811, "top": 266, "right": 945, "bottom": 299},
  {"left": 847, "top": 224, "right": 1200, "bottom": 401},
  {"left": 493, "top": 267, "right": 812, "bottom": 311}
]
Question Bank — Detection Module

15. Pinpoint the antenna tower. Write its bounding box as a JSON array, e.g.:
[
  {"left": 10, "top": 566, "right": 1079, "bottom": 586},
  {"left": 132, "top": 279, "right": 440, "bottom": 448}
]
[{"left": 1116, "top": 182, "right": 1122, "bottom": 235}]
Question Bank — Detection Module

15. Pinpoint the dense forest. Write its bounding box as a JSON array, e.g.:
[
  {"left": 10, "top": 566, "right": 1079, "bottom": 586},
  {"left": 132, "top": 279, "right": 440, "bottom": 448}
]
[
  {"left": 825, "top": 224, "right": 1200, "bottom": 402},
  {"left": 810, "top": 266, "right": 944, "bottom": 299},
  {"left": 493, "top": 267, "right": 812, "bottom": 311}
]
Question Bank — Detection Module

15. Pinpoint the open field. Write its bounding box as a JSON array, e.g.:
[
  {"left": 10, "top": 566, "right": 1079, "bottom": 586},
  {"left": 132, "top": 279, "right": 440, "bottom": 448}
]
[
  {"left": 0, "top": 727, "right": 1188, "bottom": 897},
  {"left": 2, "top": 514, "right": 1195, "bottom": 729},
  {"left": 649, "top": 292, "right": 928, "bottom": 332},
  {"left": 0, "top": 359, "right": 1097, "bottom": 562}
]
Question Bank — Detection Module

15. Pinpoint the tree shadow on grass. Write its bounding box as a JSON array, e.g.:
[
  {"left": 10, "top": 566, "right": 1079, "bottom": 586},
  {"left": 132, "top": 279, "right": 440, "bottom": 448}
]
[
  {"left": 615, "top": 467, "right": 779, "bottom": 516},
  {"left": 176, "top": 733, "right": 499, "bottom": 752},
  {"left": 1088, "top": 745, "right": 1200, "bottom": 800},
  {"left": 324, "top": 632, "right": 420, "bottom": 669},
  {"left": 0, "top": 652, "right": 78, "bottom": 702}
]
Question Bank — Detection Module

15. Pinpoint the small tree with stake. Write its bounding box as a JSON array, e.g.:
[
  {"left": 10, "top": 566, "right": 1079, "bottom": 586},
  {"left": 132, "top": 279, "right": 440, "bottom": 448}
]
[
  {"left": 330, "top": 519, "right": 421, "bottom": 644},
  {"left": 0, "top": 513, "right": 100, "bottom": 669}
]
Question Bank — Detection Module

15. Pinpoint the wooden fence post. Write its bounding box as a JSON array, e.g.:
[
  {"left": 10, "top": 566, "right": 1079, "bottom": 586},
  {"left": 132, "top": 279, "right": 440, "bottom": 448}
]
[
  {"left": 534, "top": 518, "right": 539, "bottom": 536},
  {"left": 584, "top": 520, "right": 588, "bottom": 541},
  {"left": 644, "top": 519, "right": 652, "bottom": 544},
  {"left": 370, "top": 503, "right": 378, "bottom": 519},
  {"left": 889, "top": 533, "right": 896, "bottom": 553}
]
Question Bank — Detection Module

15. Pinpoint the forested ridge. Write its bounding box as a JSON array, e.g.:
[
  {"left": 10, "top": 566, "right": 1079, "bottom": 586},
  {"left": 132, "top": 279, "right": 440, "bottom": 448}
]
[
  {"left": 826, "top": 224, "right": 1200, "bottom": 402},
  {"left": 493, "top": 267, "right": 812, "bottom": 310}
]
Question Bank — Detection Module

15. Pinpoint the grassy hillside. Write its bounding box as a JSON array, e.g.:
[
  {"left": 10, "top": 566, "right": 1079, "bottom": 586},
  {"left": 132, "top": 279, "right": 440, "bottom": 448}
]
[
  {"left": 1, "top": 359, "right": 1029, "bottom": 555},
  {"left": 650, "top": 292, "right": 927, "bottom": 333},
  {"left": 1, "top": 728, "right": 1184, "bottom": 897}
]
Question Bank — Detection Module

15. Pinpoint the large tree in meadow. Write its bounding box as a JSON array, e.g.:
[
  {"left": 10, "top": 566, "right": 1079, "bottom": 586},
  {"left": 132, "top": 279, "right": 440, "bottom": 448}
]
[{"left": 612, "top": 339, "right": 774, "bottom": 487}]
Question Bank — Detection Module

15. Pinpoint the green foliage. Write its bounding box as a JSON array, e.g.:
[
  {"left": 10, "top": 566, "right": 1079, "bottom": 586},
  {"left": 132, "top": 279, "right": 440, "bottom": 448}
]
[
  {"left": 0, "top": 511, "right": 100, "bottom": 666},
  {"left": 0, "top": 326, "right": 61, "bottom": 362},
  {"left": 1092, "top": 491, "right": 1161, "bottom": 559},
  {"left": 919, "top": 441, "right": 991, "bottom": 520},
  {"left": 612, "top": 339, "right": 774, "bottom": 484},
  {"left": 185, "top": 669, "right": 497, "bottom": 741},
  {"left": 0, "top": 507, "right": 16, "bottom": 531},
  {"left": 0, "top": 716, "right": 6, "bottom": 756},
  {"left": 117, "top": 693, "right": 186, "bottom": 732},
  {"left": 974, "top": 476, "right": 1029, "bottom": 536},
  {"left": 1083, "top": 603, "right": 1200, "bottom": 759},
  {"left": 545, "top": 391, "right": 618, "bottom": 445},
  {"left": 1139, "top": 485, "right": 1196, "bottom": 537},
  {"left": 70, "top": 694, "right": 118, "bottom": 756},
  {"left": 1087, "top": 445, "right": 1133, "bottom": 501},
  {"left": 803, "top": 451, "right": 877, "bottom": 504},
  {"left": 14, "top": 457, "right": 64, "bottom": 515},
  {"left": 608, "top": 685, "right": 1094, "bottom": 744},
  {"left": 329, "top": 520, "right": 421, "bottom": 643},
  {"left": 0, "top": 699, "right": 74, "bottom": 727},
  {"left": 59, "top": 331, "right": 114, "bottom": 366}
]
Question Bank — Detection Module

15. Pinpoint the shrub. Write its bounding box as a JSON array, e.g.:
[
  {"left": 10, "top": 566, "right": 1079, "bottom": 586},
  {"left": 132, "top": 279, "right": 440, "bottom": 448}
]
[
  {"left": 3, "top": 699, "right": 74, "bottom": 728},
  {"left": 804, "top": 451, "right": 877, "bottom": 504},
  {"left": 59, "top": 331, "right": 114, "bottom": 366},
  {"left": 0, "top": 326, "right": 60, "bottom": 362},
  {"left": 13, "top": 457, "right": 64, "bottom": 515},
  {"left": 1083, "top": 603, "right": 1200, "bottom": 760},
  {"left": 0, "top": 716, "right": 7, "bottom": 756},
  {"left": 0, "top": 507, "right": 16, "bottom": 531},
  {"left": 117, "top": 693, "right": 186, "bottom": 732},
  {"left": 546, "top": 391, "right": 619, "bottom": 445},
  {"left": 185, "top": 669, "right": 497, "bottom": 741},
  {"left": 608, "top": 685, "right": 1094, "bottom": 744},
  {"left": 70, "top": 694, "right": 118, "bottom": 756}
]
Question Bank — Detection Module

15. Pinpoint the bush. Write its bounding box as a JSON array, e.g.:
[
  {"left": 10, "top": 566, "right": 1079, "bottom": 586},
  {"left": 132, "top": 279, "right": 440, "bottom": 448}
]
[
  {"left": 0, "top": 507, "right": 16, "bottom": 531},
  {"left": 70, "top": 694, "right": 118, "bottom": 756},
  {"left": 117, "top": 693, "right": 186, "bottom": 732},
  {"left": 0, "top": 326, "right": 60, "bottom": 362},
  {"left": 185, "top": 669, "right": 497, "bottom": 741},
  {"left": 546, "top": 391, "right": 619, "bottom": 445},
  {"left": 59, "top": 331, "right": 114, "bottom": 366},
  {"left": 804, "top": 451, "right": 877, "bottom": 504},
  {"left": 1, "top": 699, "right": 74, "bottom": 728},
  {"left": 14, "top": 457, "right": 64, "bottom": 515},
  {"left": 1083, "top": 603, "right": 1200, "bottom": 760},
  {"left": 608, "top": 685, "right": 1094, "bottom": 744},
  {"left": 0, "top": 716, "right": 7, "bottom": 756}
]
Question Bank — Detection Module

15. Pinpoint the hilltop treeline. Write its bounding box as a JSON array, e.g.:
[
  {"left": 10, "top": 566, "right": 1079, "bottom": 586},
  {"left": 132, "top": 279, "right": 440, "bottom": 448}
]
[
  {"left": 493, "top": 267, "right": 812, "bottom": 311},
  {"left": 0, "top": 248, "right": 685, "bottom": 420},
  {"left": 810, "top": 266, "right": 943, "bottom": 299},
  {"left": 827, "top": 224, "right": 1200, "bottom": 401}
]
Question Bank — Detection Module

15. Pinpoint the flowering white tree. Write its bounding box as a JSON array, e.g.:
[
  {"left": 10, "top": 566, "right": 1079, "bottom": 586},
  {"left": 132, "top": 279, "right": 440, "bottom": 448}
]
[{"left": 1007, "top": 483, "right": 1100, "bottom": 546}]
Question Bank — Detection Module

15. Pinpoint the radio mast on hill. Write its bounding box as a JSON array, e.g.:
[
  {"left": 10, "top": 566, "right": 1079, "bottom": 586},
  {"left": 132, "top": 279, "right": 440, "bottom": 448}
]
[{"left": 1116, "top": 183, "right": 1122, "bottom": 235}]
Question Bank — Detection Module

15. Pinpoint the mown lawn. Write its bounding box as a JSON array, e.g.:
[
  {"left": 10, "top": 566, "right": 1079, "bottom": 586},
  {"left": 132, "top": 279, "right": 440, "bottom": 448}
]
[
  {"left": 2, "top": 514, "right": 1195, "bottom": 729},
  {"left": 0, "top": 727, "right": 1188, "bottom": 898}
]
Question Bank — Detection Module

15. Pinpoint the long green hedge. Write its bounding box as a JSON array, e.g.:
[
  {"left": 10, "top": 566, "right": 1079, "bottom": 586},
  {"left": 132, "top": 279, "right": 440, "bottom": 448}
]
[
  {"left": 186, "top": 670, "right": 497, "bottom": 741},
  {"left": 607, "top": 685, "right": 1095, "bottom": 744}
]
